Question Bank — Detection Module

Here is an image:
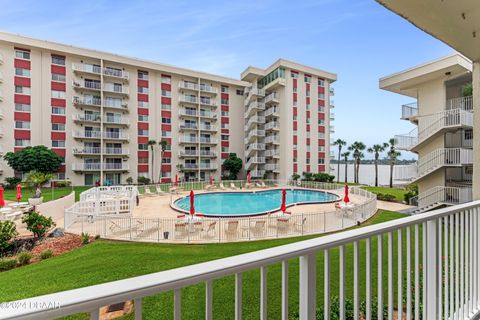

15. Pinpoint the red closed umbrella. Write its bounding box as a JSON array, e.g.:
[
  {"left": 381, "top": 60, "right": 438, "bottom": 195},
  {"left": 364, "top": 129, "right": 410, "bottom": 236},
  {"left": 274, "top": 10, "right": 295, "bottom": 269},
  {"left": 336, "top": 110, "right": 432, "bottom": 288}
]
[
  {"left": 247, "top": 172, "right": 251, "bottom": 184},
  {"left": 280, "top": 189, "right": 287, "bottom": 212},
  {"left": 344, "top": 184, "right": 350, "bottom": 203},
  {"left": 189, "top": 190, "right": 195, "bottom": 216},
  {"left": 0, "top": 185, "right": 5, "bottom": 207},
  {"left": 16, "top": 184, "right": 22, "bottom": 202},
  {"left": 209, "top": 175, "right": 213, "bottom": 185},
  {"left": 175, "top": 174, "right": 178, "bottom": 187}
]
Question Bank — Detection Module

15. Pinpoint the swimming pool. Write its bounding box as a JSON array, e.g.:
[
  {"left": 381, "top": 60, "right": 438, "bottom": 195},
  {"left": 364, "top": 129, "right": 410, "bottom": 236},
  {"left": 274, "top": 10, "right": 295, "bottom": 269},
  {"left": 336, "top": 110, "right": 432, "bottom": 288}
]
[{"left": 173, "top": 188, "right": 340, "bottom": 217}]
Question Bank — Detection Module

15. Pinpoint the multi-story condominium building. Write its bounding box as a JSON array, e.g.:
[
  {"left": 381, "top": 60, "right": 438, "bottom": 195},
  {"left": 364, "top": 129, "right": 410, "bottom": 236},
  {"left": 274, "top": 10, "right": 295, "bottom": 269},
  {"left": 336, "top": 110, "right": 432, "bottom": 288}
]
[
  {"left": 380, "top": 53, "right": 474, "bottom": 213},
  {"left": 0, "top": 32, "right": 335, "bottom": 185}
]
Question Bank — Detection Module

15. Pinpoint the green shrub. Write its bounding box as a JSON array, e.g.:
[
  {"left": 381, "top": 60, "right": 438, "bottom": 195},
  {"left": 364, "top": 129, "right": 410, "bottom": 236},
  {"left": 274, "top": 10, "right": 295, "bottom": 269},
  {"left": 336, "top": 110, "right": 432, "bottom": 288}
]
[
  {"left": 313, "top": 172, "right": 335, "bottom": 183},
  {"left": 81, "top": 232, "right": 90, "bottom": 245},
  {"left": 291, "top": 173, "right": 301, "bottom": 181},
  {"left": 360, "top": 298, "right": 388, "bottom": 320},
  {"left": 4, "top": 177, "right": 21, "bottom": 190},
  {"left": 404, "top": 184, "right": 419, "bottom": 203},
  {"left": 53, "top": 180, "right": 71, "bottom": 187},
  {"left": 375, "top": 193, "right": 396, "bottom": 202},
  {"left": 0, "top": 221, "right": 18, "bottom": 254},
  {"left": 126, "top": 177, "right": 134, "bottom": 185},
  {"left": 0, "top": 258, "right": 17, "bottom": 271},
  {"left": 137, "top": 176, "right": 151, "bottom": 185},
  {"left": 22, "top": 211, "right": 55, "bottom": 238},
  {"left": 40, "top": 249, "right": 53, "bottom": 260},
  {"left": 291, "top": 296, "right": 354, "bottom": 319},
  {"left": 17, "top": 251, "right": 32, "bottom": 266}
]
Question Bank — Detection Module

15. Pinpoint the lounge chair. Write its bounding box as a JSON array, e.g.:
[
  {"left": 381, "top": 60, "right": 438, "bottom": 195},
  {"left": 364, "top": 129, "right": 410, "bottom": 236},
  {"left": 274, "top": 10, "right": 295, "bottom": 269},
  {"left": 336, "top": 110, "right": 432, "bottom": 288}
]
[
  {"left": 245, "top": 183, "right": 255, "bottom": 189},
  {"left": 259, "top": 181, "right": 268, "bottom": 188},
  {"left": 294, "top": 217, "right": 307, "bottom": 231},
  {"left": 250, "top": 220, "right": 266, "bottom": 237},
  {"left": 156, "top": 185, "right": 167, "bottom": 195},
  {"left": 225, "top": 220, "right": 239, "bottom": 238},
  {"left": 230, "top": 183, "right": 238, "bottom": 190},
  {"left": 174, "top": 223, "right": 188, "bottom": 239},
  {"left": 203, "top": 221, "right": 217, "bottom": 237},
  {"left": 219, "top": 182, "right": 227, "bottom": 190},
  {"left": 143, "top": 187, "right": 155, "bottom": 197},
  {"left": 276, "top": 218, "right": 290, "bottom": 233}
]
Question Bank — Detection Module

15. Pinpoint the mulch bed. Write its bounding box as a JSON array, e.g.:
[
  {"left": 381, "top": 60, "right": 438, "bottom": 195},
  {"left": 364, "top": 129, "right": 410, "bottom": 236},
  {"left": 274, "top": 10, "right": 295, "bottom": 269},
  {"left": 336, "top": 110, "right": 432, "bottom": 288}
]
[{"left": 30, "top": 233, "right": 84, "bottom": 262}]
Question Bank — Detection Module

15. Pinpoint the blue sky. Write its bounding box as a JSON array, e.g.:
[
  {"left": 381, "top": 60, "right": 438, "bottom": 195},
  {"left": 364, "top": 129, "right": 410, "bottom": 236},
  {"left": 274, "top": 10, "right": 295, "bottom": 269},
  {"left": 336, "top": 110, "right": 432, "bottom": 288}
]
[{"left": 0, "top": 0, "right": 454, "bottom": 159}]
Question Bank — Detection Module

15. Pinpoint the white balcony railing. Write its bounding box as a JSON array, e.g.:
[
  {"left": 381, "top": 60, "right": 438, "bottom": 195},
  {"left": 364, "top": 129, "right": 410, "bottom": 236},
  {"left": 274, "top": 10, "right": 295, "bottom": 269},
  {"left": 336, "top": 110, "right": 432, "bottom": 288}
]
[
  {"left": 179, "top": 150, "right": 217, "bottom": 157},
  {"left": 401, "top": 102, "right": 418, "bottom": 120},
  {"left": 246, "top": 157, "right": 265, "bottom": 169},
  {"left": 265, "top": 149, "right": 279, "bottom": 157},
  {"left": 72, "top": 130, "right": 102, "bottom": 139},
  {"left": 104, "top": 148, "right": 130, "bottom": 156},
  {"left": 103, "top": 131, "right": 129, "bottom": 140},
  {"left": 72, "top": 80, "right": 101, "bottom": 91},
  {"left": 264, "top": 107, "right": 279, "bottom": 118},
  {"left": 199, "top": 124, "right": 217, "bottom": 131},
  {"left": 416, "top": 148, "right": 473, "bottom": 180},
  {"left": 104, "top": 116, "right": 130, "bottom": 125},
  {"left": 446, "top": 95, "right": 472, "bottom": 111},
  {"left": 72, "top": 163, "right": 130, "bottom": 171},
  {"left": 103, "top": 68, "right": 129, "bottom": 80},
  {"left": 264, "top": 121, "right": 279, "bottom": 130},
  {"left": 265, "top": 163, "right": 279, "bottom": 171},
  {"left": 245, "top": 102, "right": 266, "bottom": 117},
  {"left": 103, "top": 84, "right": 129, "bottom": 95},
  {"left": 263, "top": 92, "right": 279, "bottom": 104},
  {"left": 179, "top": 123, "right": 198, "bottom": 130},
  {"left": 178, "top": 81, "right": 218, "bottom": 94},
  {"left": 72, "top": 114, "right": 101, "bottom": 122},
  {"left": 265, "top": 135, "right": 280, "bottom": 144},
  {"left": 73, "top": 96, "right": 101, "bottom": 107},
  {"left": 409, "top": 185, "right": 472, "bottom": 212}
]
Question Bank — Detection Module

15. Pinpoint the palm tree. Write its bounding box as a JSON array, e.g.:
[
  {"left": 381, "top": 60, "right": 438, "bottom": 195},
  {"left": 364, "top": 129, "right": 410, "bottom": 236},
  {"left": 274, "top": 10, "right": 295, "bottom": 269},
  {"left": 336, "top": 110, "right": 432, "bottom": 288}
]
[
  {"left": 367, "top": 143, "right": 389, "bottom": 187},
  {"left": 387, "top": 138, "right": 401, "bottom": 188},
  {"left": 158, "top": 139, "right": 168, "bottom": 183},
  {"left": 147, "top": 140, "right": 157, "bottom": 183},
  {"left": 341, "top": 151, "right": 350, "bottom": 184},
  {"left": 348, "top": 141, "right": 366, "bottom": 183},
  {"left": 332, "top": 139, "right": 347, "bottom": 183}
]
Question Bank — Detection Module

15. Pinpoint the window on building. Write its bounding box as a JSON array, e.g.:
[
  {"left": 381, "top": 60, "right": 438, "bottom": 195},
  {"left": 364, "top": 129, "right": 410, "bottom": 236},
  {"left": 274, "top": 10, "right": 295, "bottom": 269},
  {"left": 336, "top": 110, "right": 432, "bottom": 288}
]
[
  {"left": 293, "top": 157, "right": 297, "bottom": 163},
  {"left": 52, "top": 123, "right": 65, "bottom": 131},
  {"left": 221, "top": 135, "right": 229, "bottom": 140},
  {"left": 306, "top": 90, "right": 310, "bottom": 97},
  {"left": 161, "top": 90, "right": 171, "bottom": 97},
  {"left": 162, "top": 118, "right": 171, "bottom": 124},
  {"left": 138, "top": 71, "right": 149, "bottom": 80},
  {"left": 15, "top": 139, "right": 31, "bottom": 147},
  {"left": 318, "top": 119, "right": 325, "bottom": 125},
  {"left": 15, "top": 68, "right": 30, "bottom": 77},
  {"left": 236, "top": 89, "right": 244, "bottom": 95},
  {"left": 51, "top": 90, "right": 66, "bottom": 99},
  {"left": 52, "top": 107, "right": 65, "bottom": 114},
  {"left": 138, "top": 86, "right": 148, "bottom": 94},
  {"left": 15, "top": 86, "right": 31, "bottom": 95},
  {"left": 318, "top": 106, "right": 325, "bottom": 112},
  {"left": 138, "top": 144, "right": 148, "bottom": 150},
  {"left": 293, "top": 115, "right": 297, "bottom": 121},
  {"left": 15, "top": 50, "right": 30, "bottom": 60},
  {"left": 162, "top": 158, "right": 171, "bottom": 164},
  {"left": 319, "top": 146, "right": 325, "bottom": 151},
  {"left": 161, "top": 171, "right": 172, "bottom": 178},
  {"left": 51, "top": 73, "right": 66, "bottom": 82},
  {"left": 291, "top": 72, "right": 298, "bottom": 79},
  {"left": 15, "top": 103, "right": 31, "bottom": 112},
  {"left": 161, "top": 103, "right": 171, "bottom": 110},
  {"left": 161, "top": 75, "right": 171, "bottom": 84},
  {"left": 52, "top": 55, "right": 65, "bottom": 65},
  {"left": 293, "top": 87, "right": 297, "bottom": 93},
  {"left": 304, "top": 76, "right": 311, "bottom": 83},
  {"left": 221, "top": 123, "right": 229, "bottom": 129},
  {"left": 52, "top": 140, "right": 65, "bottom": 148},
  {"left": 222, "top": 146, "right": 229, "bottom": 152},
  {"left": 306, "top": 158, "right": 310, "bottom": 164},
  {"left": 138, "top": 115, "right": 148, "bottom": 122},
  {"left": 53, "top": 173, "right": 66, "bottom": 180},
  {"left": 15, "top": 121, "right": 30, "bottom": 129},
  {"left": 221, "top": 98, "right": 229, "bottom": 105},
  {"left": 138, "top": 129, "right": 149, "bottom": 136},
  {"left": 138, "top": 101, "right": 149, "bottom": 108},
  {"left": 306, "top": 103, "right": 311, "bottom": 110},
  {"left": 138, "top": 157, "right": 149, "bottom": 164},
  {"left": 318, "top": 93, "right": 325, "bottom": 99},
  {"left": 162, "top": 131, "right": 171, "bottom": 138},
  {"left": 318, "top": 158, "right": 325, "bottom": 164},
  {"left": 221, "top": 111, "right": 229, "bottom": 117},
  {"left": 221, "top": 86, "right": 229, "bottom": 93},
  {"left": 318, "top": 79, "right": 325, "bottom": 87}
]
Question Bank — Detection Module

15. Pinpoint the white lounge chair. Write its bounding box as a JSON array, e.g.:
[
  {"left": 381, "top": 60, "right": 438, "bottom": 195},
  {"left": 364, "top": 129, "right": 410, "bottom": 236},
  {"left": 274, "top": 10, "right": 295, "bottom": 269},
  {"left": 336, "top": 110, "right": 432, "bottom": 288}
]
[
  {"left": 143, "top": 187, "right": 155, "bottom": 197},
  {"left": 203, "top": 221, "right": 217, "bottom": 237},
  {"left": 259, "top": 181, "right": 268, "bottom": 188},
  {"left": 250, "top": 220, "right": 266, "bottom": 237},
  {"left": 219, "top": 182, "right": 227, "bottom": 190},
  {"left": 245, "top": 183, "right": 255, "bottom": 189},
  {"left": 156, "top": 185, "right": 167, "bottom": 195},
  {"left": 294, "top": 217, "right": 307, "bottom": 231},
  {"left": 230, "top": 183, "right": 238, "bottom": 190},
  {"left": 174, "top": 223, "right": 188, "bottom": 239},
  {"left": 225, "top": 220, "right": 239, "bottom": 238}
]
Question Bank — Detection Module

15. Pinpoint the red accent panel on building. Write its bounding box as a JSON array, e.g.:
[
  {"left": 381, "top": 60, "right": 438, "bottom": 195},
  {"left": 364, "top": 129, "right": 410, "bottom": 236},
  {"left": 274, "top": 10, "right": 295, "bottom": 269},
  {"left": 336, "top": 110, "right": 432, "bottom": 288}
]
[
  {"left": 306, "top": 138, "right": 310, "bottom": 145},
  {"left": 221, "top": 141, "right": 229, "bottom": 147},
  {"left": 137, "top": 150, "right": 148, "bottom": 158},
  {"left": 293, "top": 150, "right": 298, "bottom": 158},
  {"left": 221, "top": 129, "right": 229, "bottom": 134},
  {"left": 318, "top": 113, "right": 325, "bottom": 120},
  {"left": 138, "top": 122, "right": 149, "bottom": 130},
  {"left": 161, "top": 164, "right": 172, "bottom": 171},
  {"left": 221, "top": 105, "right": 229, "bottom": 112},
  {"left": 161, "top": 178, "right": 172, "bottom": 183},
  {"left": 221, "top": 93, "right": 229, "bottom": 99},
  {"left": 137, "top": 108, "right": 149, "bottom": 115},
  {"left": 306, "top": 124, "right": 310, "bottom": 132},
  {"left": 221, "top": 117, "right": 229, "bottom": 124},
  {"left": 318, "top": 152, "right": 325, "bottom": 159},
  {"left": 14, "top": 94, "right": 30, "bottom": 104},
  {"left": 293, "top": 121, "right": 297, "bottom": 130},
  {"left": 163, "top": 138, "right": 172, "bottom": 145},
  {"left": 14, "top": 147, "right": 24, "bottom": 152},
  {"left": 14, "top": 112, "right": 30, "bottom": 121},
  {"left": 51, "top": 65, "right": 66, "bottom": 75},
  {"left": 221, "top": 153, "right": 229, "bottom": 159},
  {"left": 161, "top": 111, "right": 171, "bottom": 118},
  {"left": 318, "top": 165, "right": 326, "bottom": 172},
  {"left": 161, "top": 83, "right": 171, "bottom": 91},
  {"left": 138, "top": 164, "right": 149, "bottom": 172},
  {"left": 161, "top": 97, "right": 171, "bottom": 104},
  {"left": 51, "top": 98, "right": 66, "bottom": 107},
  {"left": 293, "top": 164, "right": 298, "bottom": 173},
  {"left": 306, "top": 83, "right": 310, "bottom": 91},
  {"left": 306, "top": 152, "right": 311, "bottom": 158},
  {"left": 14, "top": 130, "right": 30, "bottom": 139},
  {"left": 306, "top": 97, "right": 310, "bottom": 105},
  {"left": 161, "top": 124, "right": 171, "bottom": 131},
  {"left": 293, "top": 107, "right": 298, "bottom": 116},
  {"left": 51, "top": 132, "right": 66, "bottom": 140},
  {"left": 51, "top": 115, "right": 66, "bottom": 124},
  {"left": 293, "top": 93, "right": 297, "bottom": 101},
  {"left": 138, "top": 136, "right": 148, "bottom": 144},
  {"left": 137, "top": 79, "right": 149, "bottom": 88},
  {"left": 14, "top": 59, "right": 31, "bottom": 69},
  {"left": 56, "top": 164, "right": 66, "bottom": 173},
  {"left": 51, "top": 82, "right": 66, "bottom": 91},
  {"left": 318, "top": 139, "right": 326, "bottom": 146},
  {"left": 318, "top": 87, "right": 325, "bottom": 94},
  {"left": 137, "top": 93, "right": 149, "bottom": 102},
  {"left": 318, "top": 99, "right": 325, "bottom": 106},
  {"left": 293, "top": 136, "right": 298, "bottom": 144},
  {"left": 52, "top": 149, "right": 66, "bottom": 157},
  {"left": 163, "top": 151, "right": 172, "bottom": 158},
  {"left": 318, "top": 126, "right": 325, "bottom": 133},
  {"left": 306, "top": 110, "right": 310, "bottom": 118},
  {"left": 14, "top": 77, "right": 31, "bottom": 87},
  {"left": 293, "top": 78, "right": 298, "bottom": 87},
  {"left": 306, "top": 165, "right": 310, "bottom": 172}
]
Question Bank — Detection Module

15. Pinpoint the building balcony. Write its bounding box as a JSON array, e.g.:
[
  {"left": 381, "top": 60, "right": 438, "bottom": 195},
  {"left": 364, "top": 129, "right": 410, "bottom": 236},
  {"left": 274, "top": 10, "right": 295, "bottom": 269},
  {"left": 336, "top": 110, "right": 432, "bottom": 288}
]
[
  {"left": 265, "top": 136, "right": 280, "bottom": 145},
  {"left": 72, "top": 114, "right": 101, "bottom": 123},
  {"left": 246, "top": 157, "right": 265, "bottom": 169},
  {"left": 72, "top": 130, "right": 102, "bottom": 139},
  {"left": 179, "top": 137, "right": 218, "bottom": 144},
  {"left": 416, "top": 148, "right": 472, "bottom": 182},
  {"left": 329, "top": 87, "right": 335, "bottom": 95},
  {"left": 104, "top": 148, "right": 130, "bottom": 156},
  {"left": 394, "top": 108, "right": 473, "bottom": 151},
  {"left": 330, "top": 100, "right": 335, "bottom": 108},
  {"left": 265, "top": 163, "right": 280, "bottom": 172},
  {"left": 245, "top": 143, "right": 265, "bottom": 158},
  {"left": 72, "top": 147, "right": 129, "bottom": 157},
  {"left": 264, "top": 92, "right": 279, "bottom": 105},
  {"left": 330, "top": 125, "right": 335, "bottom": 133},
  {"left": 104, "top": 115, "right": 130, "bottom": 126},
  {"left": 178, "top": 108, "right": 218, "bottom": 119},
  {"left": 246, "top": 129, "right": 265, "bottom": 142},
  {"left": 104, "top": 100, "right": 129, "bottom": 112},
  {"left": 400, "top": 102, "right": 418, "bottom": 121},
  {"left": 178, "top": 150, "right": 217, "bottom": 158},
  {"left": 199, "top": 124, "right": 217, "bottom": 131},
  {"left": 265, "top": 149, "right": 279, "bottom": 158},
  {"left": 103, "top": 131, "right": 130, "bottom": 141},
  {"left": 245, "top": 102, "right": 266, "bottom": 118},
  {"left": 264, "top": 107, "right": 279, "bottom": 118},
  {"left": 244, "top": 88, "right": 266, "bottom": 106},
  {"left": 446, "top": 95, "right": 472, "bottom": 111},
  {"left": 179, "top": 95, "right": 217, "bottom": 107},
  {"left": 103, "top": 84, "right": 129, "bottom": 96},
  {"left": 249, "top": 169, "right": 265, "bottom": 177},
  {"left": 103, "top": 68, "right": 129, "bottom": 81},
  {"left": 72, "top": 162, "right": 129, "bottom": 172},
  {"left": 264, "top": 121, "right": 279, "bottom": 131},
  {"left": 73, "top": 96, "right": 101, "bottom": 108},
  {"left": 72, "top": 80, "right": 101, "bottom": 91},
  {"left": 179, "top": 123, "right": 198, "bottom": 131},
  {"left": 183, "top": 163, "right": 218, "bottom": 171},
  {"left": 330, "top": 112, "right": 335, "bottom": 121},
  {"left": 409, "top": 186, "right": 472, "bottom": 213},
  {"left": 245, "top": 116, "right": 265, "bottom": 131},
  {"left": 72, "top": 63, "right": 102, "bottom": 76},
  {"left": 178, "top": 81, "right": 218, "bottom": 94}
]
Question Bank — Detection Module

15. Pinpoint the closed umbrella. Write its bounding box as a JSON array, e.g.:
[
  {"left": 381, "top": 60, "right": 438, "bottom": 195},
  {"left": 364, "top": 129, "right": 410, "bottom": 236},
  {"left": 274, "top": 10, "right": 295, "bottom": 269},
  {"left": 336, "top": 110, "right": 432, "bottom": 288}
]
[
  {"left": 344, "top": 184, "right": 350, "bottom": 203},
  {"left": 280, "top": 189, "right": 287, "bottom": 212},
  {"left": 209, "top": 175, "right": 213, "bottom": 185},
  {"left": 247, "top": 172, "right": 251, "bottom": 184},
  {"left": 16, "top": 184, "right": 22, "bottom": 202},
  {"left": 175, "top": 174, "right": 178, "bottom": 187},
  {"left": 189, "top": 190, "right": 195, "bottom": 216},
  {"left": 0, "top": 185, "right": 5, "bottom": 207}
]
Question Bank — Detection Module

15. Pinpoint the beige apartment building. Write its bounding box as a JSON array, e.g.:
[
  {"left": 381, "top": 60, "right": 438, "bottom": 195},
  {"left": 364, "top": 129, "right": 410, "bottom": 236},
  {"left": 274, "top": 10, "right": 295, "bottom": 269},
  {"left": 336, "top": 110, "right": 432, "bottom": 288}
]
[
  {"left": 0, "top": 32, "right": 335, "bottom": 186},
  {"left": 380, "top": 53, "right": 473, "bottom": 213}
]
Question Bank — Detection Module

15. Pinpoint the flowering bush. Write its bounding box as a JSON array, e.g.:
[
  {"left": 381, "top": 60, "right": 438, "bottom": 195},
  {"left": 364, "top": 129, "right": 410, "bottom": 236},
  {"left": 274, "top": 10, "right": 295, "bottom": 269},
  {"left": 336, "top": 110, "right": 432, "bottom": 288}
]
[{"left": 21, "top": 211, "right": 55, "bottom": 238}]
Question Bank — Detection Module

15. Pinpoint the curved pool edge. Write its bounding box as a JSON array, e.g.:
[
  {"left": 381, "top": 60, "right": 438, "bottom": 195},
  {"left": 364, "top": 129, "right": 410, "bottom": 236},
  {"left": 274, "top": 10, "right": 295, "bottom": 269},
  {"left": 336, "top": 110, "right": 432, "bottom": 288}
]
[{"left": 170, "top": 188, "right": 341, "bottom": 218}]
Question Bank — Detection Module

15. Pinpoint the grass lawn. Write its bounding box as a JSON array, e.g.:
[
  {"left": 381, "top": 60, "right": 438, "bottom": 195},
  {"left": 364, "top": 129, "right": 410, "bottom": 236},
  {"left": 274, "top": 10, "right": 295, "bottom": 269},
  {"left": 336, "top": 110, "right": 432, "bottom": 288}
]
[
  {"left": 361, "top": 186, "right": 407, "bottom": 202},
  {"left": 0, "top": 210, "right": 415, "bottom": 319},
  {"left": 3, "top": 186, "right": 91, "bottom": 203}
]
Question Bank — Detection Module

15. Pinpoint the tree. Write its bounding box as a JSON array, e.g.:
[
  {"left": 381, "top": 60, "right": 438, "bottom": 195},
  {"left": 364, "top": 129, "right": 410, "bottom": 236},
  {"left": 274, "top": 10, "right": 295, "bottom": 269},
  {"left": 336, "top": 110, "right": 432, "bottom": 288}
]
[
  {"left": 387, "top": 138, "right": 401, "bottom": 188},
  {"left": 348, "top": 142, "right": 366, "bottom": 183},
  {"left": 223, "top": 153, "right": 243, "bottom": 180},
  {"left": 158, "top": 139, "right": 168, "bottom": 183},
  {"left": 367, "top": 143, "right": 388, "bottom": 187},
  {"left": 24, "top": 170, "right": 54, "bottom": 198},
  {"left": 147, "top": 140, "right": 157, "bottom": 183},
  {"left": 332, "top": 139, "right": 347, "bottom": 183},
  {"left": 341, "top": 151, "right": 350, "bottom": 184},
  {"left": 3, "top": 146, "right": 63, "bottom": 174}
]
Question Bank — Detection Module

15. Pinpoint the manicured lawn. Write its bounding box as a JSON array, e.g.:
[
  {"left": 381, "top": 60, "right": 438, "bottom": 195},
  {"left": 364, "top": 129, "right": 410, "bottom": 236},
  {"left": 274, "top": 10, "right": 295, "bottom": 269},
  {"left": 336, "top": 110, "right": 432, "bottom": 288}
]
[
  {"left": 361, "top": 186, "right": 407, "bottom": 202},
  {"left": 3, "top": 186, "right": 91, "bottom": 203},
  {"left": 0, "top": 210, "right": 413, "bottom": 319}
]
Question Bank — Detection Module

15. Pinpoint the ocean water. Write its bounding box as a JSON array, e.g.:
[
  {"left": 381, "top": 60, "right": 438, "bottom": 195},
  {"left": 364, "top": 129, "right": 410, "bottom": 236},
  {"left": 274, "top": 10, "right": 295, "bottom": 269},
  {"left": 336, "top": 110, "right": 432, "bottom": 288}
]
[{"left": 330, "top": 164, "right": 408, "bottom": 186}]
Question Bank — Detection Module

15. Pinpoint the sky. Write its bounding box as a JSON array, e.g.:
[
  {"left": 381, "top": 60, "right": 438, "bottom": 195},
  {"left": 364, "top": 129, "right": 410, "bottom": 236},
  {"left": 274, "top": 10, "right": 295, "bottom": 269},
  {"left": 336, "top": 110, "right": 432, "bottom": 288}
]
[{"left": 0, "top": 0, "right": 455, "bottom": 159}]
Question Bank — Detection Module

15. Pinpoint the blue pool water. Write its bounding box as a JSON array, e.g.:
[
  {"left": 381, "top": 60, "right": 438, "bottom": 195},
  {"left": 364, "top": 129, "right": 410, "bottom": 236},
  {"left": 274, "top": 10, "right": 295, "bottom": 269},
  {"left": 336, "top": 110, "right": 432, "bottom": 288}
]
[{"left": 173, "top": 189, "right": 339, "bottom": 216}]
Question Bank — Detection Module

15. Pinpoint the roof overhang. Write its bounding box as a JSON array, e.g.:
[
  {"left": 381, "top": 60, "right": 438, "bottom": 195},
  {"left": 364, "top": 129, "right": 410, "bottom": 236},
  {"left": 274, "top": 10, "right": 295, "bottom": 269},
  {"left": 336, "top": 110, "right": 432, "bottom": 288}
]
[
  {"left": 379, "top": 53, "right": 472, "bottom": 97},
  {"left": 376, "top": 0, "right": 480, "bottom": 61}
]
